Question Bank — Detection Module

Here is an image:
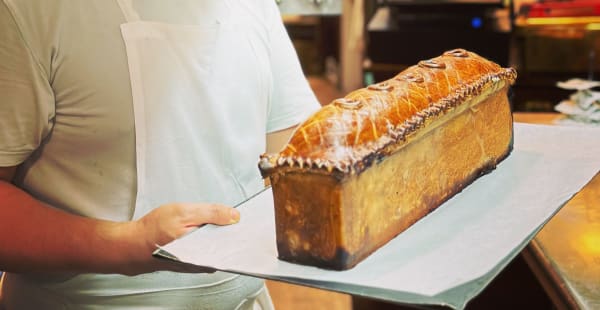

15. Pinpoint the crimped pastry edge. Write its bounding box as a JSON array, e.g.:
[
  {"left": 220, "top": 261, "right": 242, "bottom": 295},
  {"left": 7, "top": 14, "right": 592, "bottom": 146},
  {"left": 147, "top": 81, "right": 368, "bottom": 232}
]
[{"left": 259, "top": 51, "right": 517, "bottom": 178}]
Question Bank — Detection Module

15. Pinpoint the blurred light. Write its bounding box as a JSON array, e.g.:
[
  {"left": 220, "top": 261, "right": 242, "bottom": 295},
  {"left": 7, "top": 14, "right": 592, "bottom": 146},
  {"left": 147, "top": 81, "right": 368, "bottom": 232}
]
[
  {"left": 587, "top": 23, "right": 600, "bottom": 31},
  {"left": 524, "top": 17, "right": 600, "bottom": 25},
  {"left": 580, "top": 230, "right": 600, "bottom": 257},
  {"left": 471, "top": 17, "right": 483, "bottom": 29}
]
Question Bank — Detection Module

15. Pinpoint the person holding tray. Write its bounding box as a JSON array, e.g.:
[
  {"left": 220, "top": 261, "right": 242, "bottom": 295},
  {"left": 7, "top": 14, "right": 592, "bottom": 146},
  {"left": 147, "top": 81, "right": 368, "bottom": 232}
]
[{"left": 0, "top": 0, "right": 319, "bottom": 308}]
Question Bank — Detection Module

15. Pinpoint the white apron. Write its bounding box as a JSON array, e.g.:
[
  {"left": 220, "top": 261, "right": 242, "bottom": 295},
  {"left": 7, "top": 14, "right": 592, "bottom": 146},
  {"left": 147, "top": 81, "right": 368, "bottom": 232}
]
[
  {"left": 2, "top": 0, "right": 275, "bottom": 309},
  {"left": 118, "top": 0, "right": 271, "bottom": 308},
  {"left": 118, "top": 1, "right": 268, "bottom": 218}
]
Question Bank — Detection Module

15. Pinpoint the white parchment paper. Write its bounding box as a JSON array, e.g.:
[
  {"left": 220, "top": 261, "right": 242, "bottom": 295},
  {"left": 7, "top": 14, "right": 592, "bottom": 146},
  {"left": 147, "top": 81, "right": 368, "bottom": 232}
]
[{"left": 157, "top": 123, "right": 600, "bottom": 309}]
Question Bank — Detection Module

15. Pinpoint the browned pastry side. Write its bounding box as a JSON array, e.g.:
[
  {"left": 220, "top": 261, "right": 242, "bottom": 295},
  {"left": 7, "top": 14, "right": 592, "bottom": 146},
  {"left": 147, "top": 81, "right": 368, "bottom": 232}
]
[{"left": 259, "top": 49, "right": 517, "bottom": 270}]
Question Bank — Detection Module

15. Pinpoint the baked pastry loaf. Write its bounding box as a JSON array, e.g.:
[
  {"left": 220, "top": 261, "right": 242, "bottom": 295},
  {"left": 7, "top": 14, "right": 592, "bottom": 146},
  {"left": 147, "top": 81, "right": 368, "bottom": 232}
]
[{"left": 259, "top": 49, "right": 517, "bottom": 270}]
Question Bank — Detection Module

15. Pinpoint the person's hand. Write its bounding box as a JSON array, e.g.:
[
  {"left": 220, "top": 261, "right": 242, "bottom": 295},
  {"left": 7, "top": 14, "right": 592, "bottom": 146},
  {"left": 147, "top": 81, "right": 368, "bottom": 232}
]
[{"left": 120, "top": 203, "right": 240, "bottom": 275}]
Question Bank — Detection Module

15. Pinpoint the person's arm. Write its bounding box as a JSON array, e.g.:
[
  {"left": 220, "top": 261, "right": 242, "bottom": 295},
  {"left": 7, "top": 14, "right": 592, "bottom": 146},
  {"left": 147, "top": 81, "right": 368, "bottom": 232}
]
[
  {"left": 263, "top": 0, "right": 320, "bottom": 139},
  {"left": 0, "top": 166, "right": 239, "bottom": 275}
]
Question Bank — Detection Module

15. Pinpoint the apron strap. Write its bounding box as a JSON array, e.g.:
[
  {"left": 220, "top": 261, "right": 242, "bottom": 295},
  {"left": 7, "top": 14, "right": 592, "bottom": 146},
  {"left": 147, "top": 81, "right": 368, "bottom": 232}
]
[{"left": 116, "top": 0, "right": 141, "bottom": 22}]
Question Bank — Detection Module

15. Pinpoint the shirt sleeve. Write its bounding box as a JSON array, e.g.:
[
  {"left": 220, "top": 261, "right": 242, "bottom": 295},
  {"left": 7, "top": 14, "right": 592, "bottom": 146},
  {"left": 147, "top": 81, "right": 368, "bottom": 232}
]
[
  {"left": 265, "top": 0, "right": 321, "bottom": 133},
  {"left": 0, "top": 1, "right": 54, "bottom": 167}
]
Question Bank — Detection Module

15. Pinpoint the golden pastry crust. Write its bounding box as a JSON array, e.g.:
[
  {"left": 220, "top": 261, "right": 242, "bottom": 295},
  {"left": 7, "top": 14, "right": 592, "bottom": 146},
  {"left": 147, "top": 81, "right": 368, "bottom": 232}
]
[
  {"left": 259, "top": 49, "right": 517, "bottom": 270},
  {"left": 259, "top": 49, "right": 516, "bottom": 177}
]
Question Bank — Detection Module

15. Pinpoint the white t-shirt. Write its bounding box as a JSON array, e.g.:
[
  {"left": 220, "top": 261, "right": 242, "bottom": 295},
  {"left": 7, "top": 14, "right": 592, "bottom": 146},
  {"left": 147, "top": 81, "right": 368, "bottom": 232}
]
[{"left": 0, "top": 0, "right": 320, "bottom": 308}]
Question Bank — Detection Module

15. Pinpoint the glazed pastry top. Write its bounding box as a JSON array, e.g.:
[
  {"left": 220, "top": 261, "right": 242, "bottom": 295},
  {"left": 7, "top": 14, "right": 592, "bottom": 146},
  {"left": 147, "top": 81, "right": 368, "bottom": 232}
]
[{"left": 259, "top": 49, "right": 517, "bottom": 176}]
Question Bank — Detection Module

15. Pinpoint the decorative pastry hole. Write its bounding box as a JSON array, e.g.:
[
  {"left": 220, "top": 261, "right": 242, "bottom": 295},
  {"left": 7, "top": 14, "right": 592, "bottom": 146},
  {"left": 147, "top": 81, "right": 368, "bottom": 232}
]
[
  {"left": 444, "top": 48, "right": 469, "bottom": 57},
  {"left": 396, "top": 73, "right": 424, "bottom": 83},
  {"left": 367, "top": 82, "right": 393, "bottom": 92},
  {"left": 333, "top": 98, "right": 363, "bottom": 110},
  {"left": 419, "top": 59, "right": 446, "bottom": 69}
]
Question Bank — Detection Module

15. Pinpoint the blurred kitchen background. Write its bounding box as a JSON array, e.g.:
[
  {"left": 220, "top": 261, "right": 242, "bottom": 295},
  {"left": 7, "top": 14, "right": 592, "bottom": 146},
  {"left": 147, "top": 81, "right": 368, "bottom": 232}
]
[{"left": 279, "top": 0, "right": 600, "bottom": 112}]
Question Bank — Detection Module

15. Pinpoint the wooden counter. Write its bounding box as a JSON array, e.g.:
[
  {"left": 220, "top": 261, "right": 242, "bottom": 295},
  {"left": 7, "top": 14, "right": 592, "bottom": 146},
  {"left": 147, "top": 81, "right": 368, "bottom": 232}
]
[{"left": 515, "top": 112, "right": 600, "bottom": 310}]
